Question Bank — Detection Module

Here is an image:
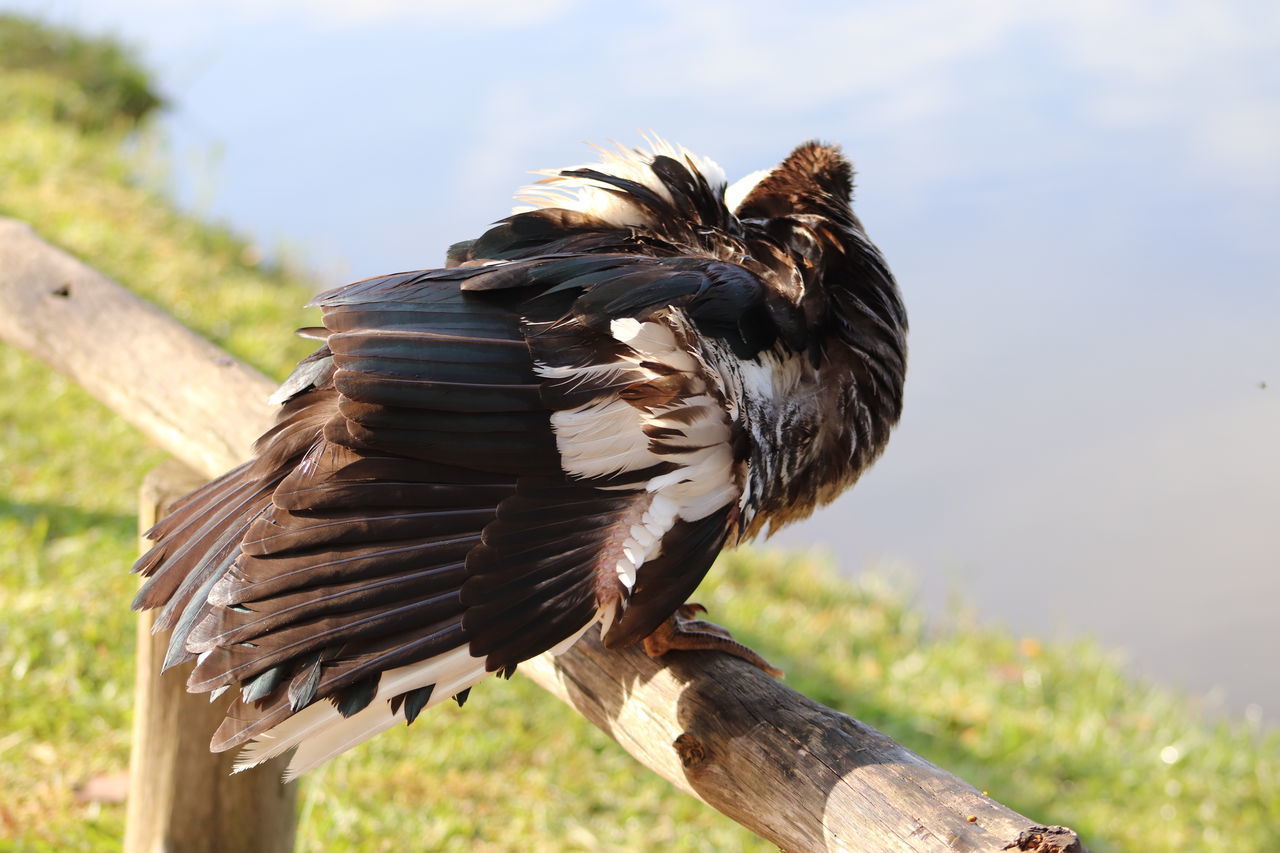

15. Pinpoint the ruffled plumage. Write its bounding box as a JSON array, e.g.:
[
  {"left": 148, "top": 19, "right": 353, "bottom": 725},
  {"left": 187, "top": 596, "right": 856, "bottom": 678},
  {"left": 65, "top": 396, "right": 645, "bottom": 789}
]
[{"left": 133, "top": 138, "right": 908, "bottom": 777}]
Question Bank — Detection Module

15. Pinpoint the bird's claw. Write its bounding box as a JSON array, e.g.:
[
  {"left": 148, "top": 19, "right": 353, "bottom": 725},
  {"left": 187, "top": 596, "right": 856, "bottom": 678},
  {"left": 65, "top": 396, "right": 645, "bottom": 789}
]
[{"left": 643, "top": 602, "right": 784, "bottom": 678}]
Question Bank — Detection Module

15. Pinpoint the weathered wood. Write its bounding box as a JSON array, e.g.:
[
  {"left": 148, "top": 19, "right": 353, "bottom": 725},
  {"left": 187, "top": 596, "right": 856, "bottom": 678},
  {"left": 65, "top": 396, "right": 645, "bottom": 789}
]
[
  {"left": 125, "top": 461, "right": 298, "bottom": 853},
  {"left": 0, "top": 218, "right": 274, "bottom": 479},
  {"left": 522, "top": 636, "right": 1084, "bottom": 853},
  {"left": 1, "top": 218, "right": 1086, "bottom": 852}
]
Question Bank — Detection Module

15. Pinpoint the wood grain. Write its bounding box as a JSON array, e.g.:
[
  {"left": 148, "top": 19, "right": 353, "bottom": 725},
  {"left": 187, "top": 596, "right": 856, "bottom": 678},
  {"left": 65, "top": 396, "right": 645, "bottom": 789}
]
[
  {"left": 1, "top": 218, "right": 1085, "bottom": 852},
  {"left": 0, "top": 218, "right": 274, "bottom": 479},
  {"left": 124, "top": 462, "right": 297, "bottom": 853},
  {"left": 522, "top": 633, "right": 1083, "bottom": 852}
]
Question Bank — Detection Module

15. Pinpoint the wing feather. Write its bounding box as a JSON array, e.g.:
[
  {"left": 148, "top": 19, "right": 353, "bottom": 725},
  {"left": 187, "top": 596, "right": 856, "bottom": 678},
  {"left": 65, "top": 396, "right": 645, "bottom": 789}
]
[{"left": 130, "top": 151, "right": 809, "bottom": 773}]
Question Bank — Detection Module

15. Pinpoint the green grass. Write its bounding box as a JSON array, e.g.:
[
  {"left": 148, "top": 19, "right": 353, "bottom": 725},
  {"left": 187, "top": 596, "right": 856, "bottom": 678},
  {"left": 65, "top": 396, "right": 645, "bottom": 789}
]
[
  {"left": 1, "top": 15, "right": 1277, "bottom": 851},
  {"left": 0, "top": 13, "right": 162, "bottom": 131}
]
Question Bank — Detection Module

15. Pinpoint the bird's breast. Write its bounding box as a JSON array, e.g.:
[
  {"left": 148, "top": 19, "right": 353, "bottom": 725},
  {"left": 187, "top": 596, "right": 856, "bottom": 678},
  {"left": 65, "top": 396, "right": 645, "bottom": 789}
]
[{"left": 700, "top": 340, "right": 855, "bottom": 539}]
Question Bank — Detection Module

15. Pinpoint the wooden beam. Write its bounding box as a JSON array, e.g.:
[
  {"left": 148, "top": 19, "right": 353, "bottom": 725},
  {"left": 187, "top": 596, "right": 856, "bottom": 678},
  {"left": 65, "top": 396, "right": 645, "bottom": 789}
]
[
  {"left": 0, "top": 218, "right": 274, "bottom": 479},
  {"left": 125, "top": 462, "right": 298, "bottom": 853},
  {"left": 521, "top": 635, "right": 1088, "bottom": 852},
  {"left": 0, "top": 218, "right": 1086, "bottom": 853}
]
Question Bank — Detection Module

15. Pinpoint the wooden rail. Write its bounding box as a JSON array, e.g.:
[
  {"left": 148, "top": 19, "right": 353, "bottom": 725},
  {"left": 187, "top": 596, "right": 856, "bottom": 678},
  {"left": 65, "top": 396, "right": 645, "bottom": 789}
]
[{"left": 0, "top": 217, "right": 1086, "bottom": 852}]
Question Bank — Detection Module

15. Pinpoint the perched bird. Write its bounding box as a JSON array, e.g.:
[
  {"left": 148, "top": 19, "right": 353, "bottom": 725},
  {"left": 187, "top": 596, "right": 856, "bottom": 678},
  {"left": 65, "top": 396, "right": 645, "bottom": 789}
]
[{"left": 133, "top": 138, "right": 908, "bottom": 778}]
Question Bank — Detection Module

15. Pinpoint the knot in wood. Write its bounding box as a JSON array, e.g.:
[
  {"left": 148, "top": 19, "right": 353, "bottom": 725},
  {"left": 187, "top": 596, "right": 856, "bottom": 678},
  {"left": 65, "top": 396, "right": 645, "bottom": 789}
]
[
  {"left": 1002, "top": 825, "right": 1084, "bottom": 853},
  {"left": 673, "top": 732, "right": 706, "bottom": 768}
]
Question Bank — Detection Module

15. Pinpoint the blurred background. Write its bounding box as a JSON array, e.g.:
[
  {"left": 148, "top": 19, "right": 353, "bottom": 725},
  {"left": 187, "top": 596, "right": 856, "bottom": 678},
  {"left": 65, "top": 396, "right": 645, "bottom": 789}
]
[{"left": 4, "top": 0, "right": 1276, "bottom": 720}]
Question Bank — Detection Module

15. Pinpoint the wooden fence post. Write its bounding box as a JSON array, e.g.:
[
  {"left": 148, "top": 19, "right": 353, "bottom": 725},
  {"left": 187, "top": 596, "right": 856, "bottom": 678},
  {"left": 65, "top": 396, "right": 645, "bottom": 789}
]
[{"left": 124, "top": 461, "right": 299, "bottom": 853}]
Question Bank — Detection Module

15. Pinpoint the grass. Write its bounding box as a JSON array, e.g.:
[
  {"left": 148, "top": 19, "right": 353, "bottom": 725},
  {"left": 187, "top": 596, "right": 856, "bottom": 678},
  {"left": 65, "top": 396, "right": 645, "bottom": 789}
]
[
  {"left": 0, "top": 13, "right": 162, "bottom": 130},
  {"left": 1, "top": 15, "right": 1277, "bottom": 851}
]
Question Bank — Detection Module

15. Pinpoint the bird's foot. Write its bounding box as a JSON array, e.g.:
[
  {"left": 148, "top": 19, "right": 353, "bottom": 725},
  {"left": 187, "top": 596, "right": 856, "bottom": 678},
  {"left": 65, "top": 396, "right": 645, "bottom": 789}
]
[{"left": 642, "top": 603, "right": 784, "bottom": 678}]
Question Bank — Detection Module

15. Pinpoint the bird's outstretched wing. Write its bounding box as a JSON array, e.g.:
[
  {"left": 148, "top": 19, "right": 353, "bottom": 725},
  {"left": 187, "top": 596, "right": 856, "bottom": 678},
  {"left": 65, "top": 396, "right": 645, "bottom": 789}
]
[{"left": 134, "top": 201, "right": 802, "bottom": 776}]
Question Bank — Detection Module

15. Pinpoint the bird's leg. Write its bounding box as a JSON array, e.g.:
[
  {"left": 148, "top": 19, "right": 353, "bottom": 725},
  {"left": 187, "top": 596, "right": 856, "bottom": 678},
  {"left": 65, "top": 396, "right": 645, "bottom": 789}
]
[{"left": 642, "top": 603, "right": 784, "bottom": 678}]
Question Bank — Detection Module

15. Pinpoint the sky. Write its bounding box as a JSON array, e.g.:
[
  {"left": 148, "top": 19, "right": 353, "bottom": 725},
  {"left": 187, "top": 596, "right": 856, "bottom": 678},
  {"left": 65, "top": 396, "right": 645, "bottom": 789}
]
[{"left": 6, "top": 0, "right": 1279, "bottom": 718}]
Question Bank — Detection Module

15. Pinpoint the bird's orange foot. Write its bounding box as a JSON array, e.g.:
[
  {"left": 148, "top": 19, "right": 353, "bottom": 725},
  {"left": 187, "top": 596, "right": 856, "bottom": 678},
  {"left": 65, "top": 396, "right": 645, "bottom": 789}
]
[{"left": 642, "top": 603, "right": 784, "bottom": 678}]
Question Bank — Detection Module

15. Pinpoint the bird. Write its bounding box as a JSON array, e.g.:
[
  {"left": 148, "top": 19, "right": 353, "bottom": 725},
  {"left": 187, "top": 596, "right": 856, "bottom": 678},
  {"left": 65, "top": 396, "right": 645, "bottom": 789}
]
[{"left": 132, "top": 137, "right": 908, "bottom": 778}]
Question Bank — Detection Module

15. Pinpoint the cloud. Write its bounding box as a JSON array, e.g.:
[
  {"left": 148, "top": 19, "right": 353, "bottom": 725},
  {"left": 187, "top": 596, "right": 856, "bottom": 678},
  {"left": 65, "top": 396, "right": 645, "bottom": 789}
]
[
  {"left": 121, "top": 0, "right": 577, "bottom": 28},
  {"left": 613, "top": 1, "right": 1280, "bottom": 187},
  {"left": 273, "top": 0, "right": 574, "bottom": 27},
  {"left": 635, "top": 0, "right": 1026, "bottom": 112},
  {"left": 450, "top": 85, "right": 590, "bottom": 214},
  {"left": 3, "top": 0, "right": 576, "bottom": 49},
  {"left": 1040, "top": 0, "right": 1280, "bottom": 186}
]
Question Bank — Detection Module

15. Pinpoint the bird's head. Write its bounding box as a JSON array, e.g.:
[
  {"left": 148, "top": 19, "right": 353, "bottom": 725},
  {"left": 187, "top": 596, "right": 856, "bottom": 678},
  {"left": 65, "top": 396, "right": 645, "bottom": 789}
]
[
  {"left": 730, "top": 140, "right": 861, "bottom": 230},
  {"left": 731, "top": 143, "right": 909, "bottom": 529}
]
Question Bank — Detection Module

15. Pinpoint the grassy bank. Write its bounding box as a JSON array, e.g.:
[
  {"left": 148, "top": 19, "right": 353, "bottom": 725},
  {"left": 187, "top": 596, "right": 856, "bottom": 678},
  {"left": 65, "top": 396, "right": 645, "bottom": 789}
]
[{"left": 0, "top": 15, "right": 1276, "bottom": 851}]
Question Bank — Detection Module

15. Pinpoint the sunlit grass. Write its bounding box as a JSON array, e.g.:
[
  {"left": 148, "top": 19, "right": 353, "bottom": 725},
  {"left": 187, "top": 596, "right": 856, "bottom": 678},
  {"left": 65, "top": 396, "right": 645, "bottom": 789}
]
[{"left": 1, "top": 21, "right": 1277, "bottom": 851}]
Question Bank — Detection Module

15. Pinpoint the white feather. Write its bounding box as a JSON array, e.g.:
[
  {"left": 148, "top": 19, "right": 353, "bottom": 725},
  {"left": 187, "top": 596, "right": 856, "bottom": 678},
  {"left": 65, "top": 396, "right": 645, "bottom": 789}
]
[
  {"left": 610, "top": 317, "right": 642, "bottom": 342},
  {"left": 725, "top": 168, "right": 773, "bottom": 213},
  {"left": 233, "top": 607, "right": 612, "bottom": 778},
  {"left": 546, "top": 316, "right": 740, "bottom": 528},
  {"left": 512, "top": 137, "right": 728, "bottom": 227},
  {"left": 279, "top": 659, "right": 484, "bottom": 780},
  {"left": 232, "top": 645, "right": 486, "bottom": 778}
]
